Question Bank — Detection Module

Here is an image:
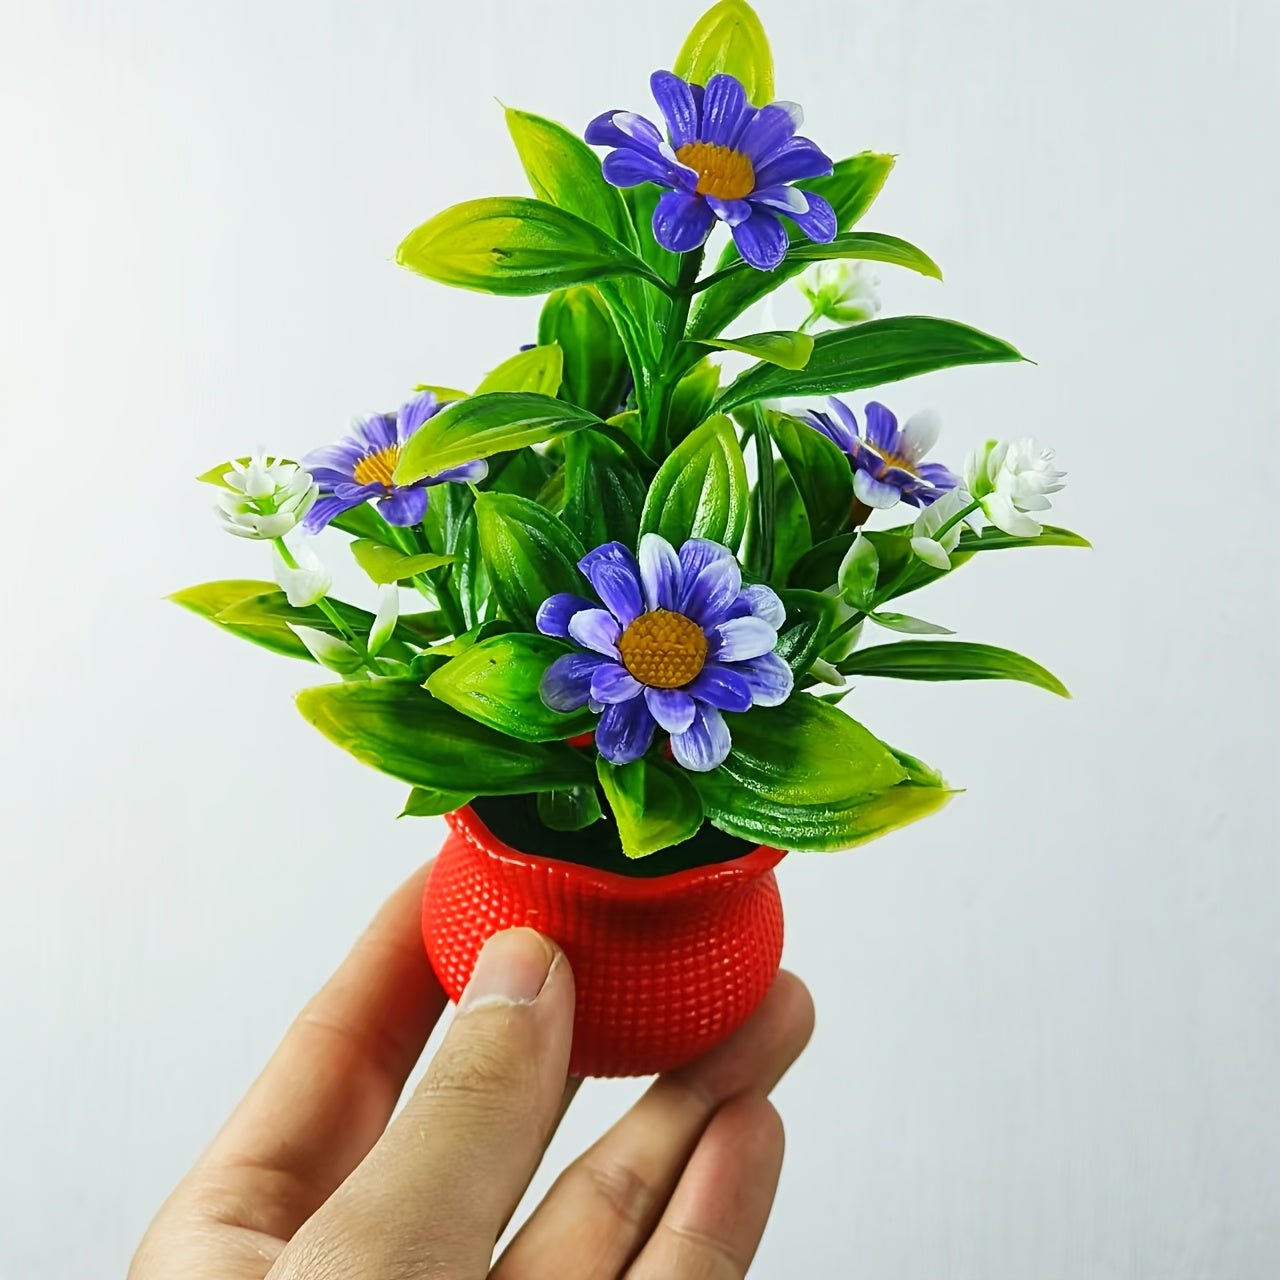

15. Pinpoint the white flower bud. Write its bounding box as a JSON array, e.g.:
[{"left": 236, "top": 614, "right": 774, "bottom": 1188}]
[
  {"left": 798, "top": 261, "right": 882, "bottom": 326},
  {"left": 272, "top": 543, "right": 332, "bottom": 608},
  {"left": 965, "top": 438, "right": 1066, "bottom": 538},
  {"left": 367, "top": 585, "right": 400, "bottom": 658},
  {"left": 289, "top": 625, "right": 364, "bottom": 674}
]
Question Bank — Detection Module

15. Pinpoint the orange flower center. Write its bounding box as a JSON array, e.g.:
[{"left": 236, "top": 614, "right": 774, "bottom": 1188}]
[
  {"left": 872, "top": 449, "right": 918, "bottom": 478},
  {"left": 674, "top": 141, "right": 756, "bottom": 201},
  {"left": 352, "top": 443, "right": 401, "bottom": 488},
  {"left": 617, "top": 609, "right": 708, "bottom": 689}
]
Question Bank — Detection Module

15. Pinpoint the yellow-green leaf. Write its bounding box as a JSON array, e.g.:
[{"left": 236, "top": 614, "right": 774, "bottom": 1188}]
[
  {"left": 695, "top": 330, "right": 814, "bottom": 371},
  {"left": 474, "top": 344, "right": 564, "bottom": 397},
  {"left": 674, "top": 0, "right": 775, "bottom": 106},
  {"left": 350, "top": 540, "right": 455, "bottom": 585}
]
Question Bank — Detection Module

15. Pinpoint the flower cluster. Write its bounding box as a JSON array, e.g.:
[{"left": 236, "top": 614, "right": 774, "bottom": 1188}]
[
  {"left": 965, "top": 438, "right": 1067, "bottom": 538},
  {"left": 587, "top": 71, "right": 836, "bottom": 270},
  {"left": 538, "top": 534, "right": 793, "bottom": 770}
]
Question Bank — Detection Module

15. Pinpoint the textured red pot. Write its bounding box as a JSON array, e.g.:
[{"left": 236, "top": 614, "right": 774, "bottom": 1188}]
[{"left": 422, "top": 804, "right": 786, "bottom": 1077}]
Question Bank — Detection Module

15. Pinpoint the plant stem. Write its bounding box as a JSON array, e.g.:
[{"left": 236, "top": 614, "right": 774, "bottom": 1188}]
[
  {"left": 747, "top": 405, "right": 776, "bottom": 581},
  {"left": 643, "top": 247, "right": 704, "bottom": 454},
  {"left": 273, "top": 538, "right": 363, "bottom": 647}
]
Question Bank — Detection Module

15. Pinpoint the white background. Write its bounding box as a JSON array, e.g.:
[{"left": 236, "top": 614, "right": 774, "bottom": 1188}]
[{"left": 2, "top": 0, "right": 1278, "bottom": 1275}]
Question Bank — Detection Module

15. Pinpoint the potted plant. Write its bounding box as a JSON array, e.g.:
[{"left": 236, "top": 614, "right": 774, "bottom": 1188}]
[{"left": 175, "top": 0, "right": 1083, "bottom": 1077}]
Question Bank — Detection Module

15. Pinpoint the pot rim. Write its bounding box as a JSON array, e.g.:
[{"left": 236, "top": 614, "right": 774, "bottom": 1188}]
[{"left": 446, "top": 804, "right": 786, "bottom": 900}]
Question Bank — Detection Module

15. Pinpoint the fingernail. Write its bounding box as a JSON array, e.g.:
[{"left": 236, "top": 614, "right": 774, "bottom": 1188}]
[{"left": 458, "top": 928, "right": 557, "bottom": 1013}]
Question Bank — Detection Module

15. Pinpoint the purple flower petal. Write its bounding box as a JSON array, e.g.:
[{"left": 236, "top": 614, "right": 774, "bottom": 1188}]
[
  {"left": 707, "top": 196, "right": 753, "bottom": 226},
  {"left": 735, "top": 652, "right": 794, "bottom": 707},
  {"left": 334, "top": 481, "right": 383, "bottom": 502},
  {"left": 591, "top": 662, "right": 644, "bottom": 705},
  {"left": 917, "top": 461, "right": 960, "bottom": 490},
  {"left": 749, "top": 184, "right": 809, "bottom": 215},
  {"left": 730, "top": 208, "right": 789, "bottom": 270},
  {"left": 700, "top": 73, "right": 750, "bottom": 147},
  {"left": 396, "top": 390, "right": 440, "bottom": 441},
  {"left": 786, "top": 190, "right": 837, "bottom": 242},
  {"left": 378, "top": 486, "right": 429, "bottom": 526},
  {"left": 735, "top": 103, "right": 802, "bottom": 166},
  {"left": 650, "top": 70, "right": 700, "bottom": 148},
  {"left": 542, "top": 652, "right": 608, "bottom": 711},
  {"left": 741, "top": 583, "right": 786, "bottom": 628},
  {"left": 536, "top": 593, "right": 597, "bottom": 638},
  {"left": 643, "top": 686, "right": 696, "bottom": 733},
  {"left": 428, "top": 458, "right": 488, "bottom": 486},
  {"left": 301, "top": 441, "right": 365, "bottom": 476},
  {"left": 677, "top": 537, "right": 732, "bottom": 584},
  {"left": 682, "top": 554, "right": 743, "bottom": 627},
  {"left": 863, "top": 402, "right": 901, "bottom": 453},
  {"left": 685, "top": 663, "right": 753, "bottom": 713},
  {"left": 852, "top": 468, "right": 904, "bottom": 509},
  {"left": 670, "top": 704, "right": 732, "bottom": 772},
  {"left": 653, "top": 191, "right": 717, "bottom": 254},
  {"left": 568, "top": 608, "right": 622, "bottom": 658},
  {"left": 585, "top": 109, "right": 630, "bottom": 148},
  {"left": 301, "top": 493, "right": 363, "bottom": 533},
  {"left": 603, "top": 147, "right": 682, "bottom": 188},
  {"left": 638, "top": 532, "right": 682, "bottom": 612},
  {"left": 753, "top": 137, "right": 835, "bottom": 188},
  {"left": 709, "top": 615, "right": 778, "bottom": 662},
  {"left": 579, "top": 542, "right": 644, "bottom": 627},
  {"left": 804, "top": 409, "right": 857, "bottom": 458},
  {"left": 356, "top": 413, "right": 398, "bottom": 453},
  {"left": 596, "top": 697, "right": 656, "bottom": 765}
]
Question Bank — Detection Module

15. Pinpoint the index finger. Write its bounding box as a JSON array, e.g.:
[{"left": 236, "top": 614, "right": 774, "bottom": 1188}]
[{"left": 196, "top": 861, "right": 447, "bottom": 1238}]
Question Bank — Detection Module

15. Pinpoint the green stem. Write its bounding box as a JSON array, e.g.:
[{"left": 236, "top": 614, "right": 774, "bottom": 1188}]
[
  {"left": 747, "top": 406, "right": 776, "bottom": 581},
  {"left": 412, "top": 522, "right": 468, "bottom": 638},
  {"left": 642, "top": 247, "right": 704, "bottom": 454},
  {"left": 273, "top": 538, "right": 363, "bottom": 648}
]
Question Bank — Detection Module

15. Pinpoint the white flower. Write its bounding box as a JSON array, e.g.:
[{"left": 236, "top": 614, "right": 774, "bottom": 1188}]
[
  {"left": 289, "top": 625, "right": 364, "bottom": 674},
  {"left": 798, "top": 261, "right": 882, "bottom": 326},
  {"left": 910, "top": 486, "right": 975, "bottom": 570},
  {"left": 964, "top": 437, "right": 1066, "bottom": 538},
  {"left": 367, "top": 585, "right": 399, "bottom": 658},
  {"left": 215, "top": 452, "right": 318, "bottom": 540},
  {"left": 272, "top": 542, "right": 331, "bottom": 608}
]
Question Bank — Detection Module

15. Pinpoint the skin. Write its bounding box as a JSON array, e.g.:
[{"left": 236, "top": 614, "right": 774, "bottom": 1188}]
[{"left": 130, "top": 862, "right": 815, "bottom": 1280}]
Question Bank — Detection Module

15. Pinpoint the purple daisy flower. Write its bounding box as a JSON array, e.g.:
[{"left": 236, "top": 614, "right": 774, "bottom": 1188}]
[
  {"left": 803, "top": 398, "right": 959, "bottom": 510},
  {"left": 537, "top": 534, "right": 794, "bottom": 772},
  {"left": 585, "top": 70, "right": 836, "bottom": 272},
  {"left": 300, "top": 390, "right": 487, "bottom": 532}
]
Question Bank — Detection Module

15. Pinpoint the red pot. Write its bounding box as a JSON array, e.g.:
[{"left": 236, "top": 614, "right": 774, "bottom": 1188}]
[{"left": 422, "top": 805, "right": 786, "bottom": 1077}]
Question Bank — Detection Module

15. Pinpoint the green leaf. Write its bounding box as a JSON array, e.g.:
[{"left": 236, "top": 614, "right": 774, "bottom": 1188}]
[
  {"left": 774, "top": 589, "right": 836, "bottom": 676},
  {"left": 779, "top": 230, "right": 942, "bottom": 278},
  {"left": 425, "top": 633, "right": 598, "bottom": 742},
  {"left": 538, "top": 287, "right": 631, "bottom": 418},
  {"left": 769, "top": 411, "right": 854, "bottom": 542},
  {"left": 561, "top": 430, "right": 648, "bottom": 549},
  {"left": 772, "top": 465, "right": 812, "bottom": 584},
  {"left": 351, "top": 540, "right": 454, "bottom": 585},
  {"left": 686, "top": 152, "right": 896, "bottom": 348},
  {"left": 639, "top": 415, "right": 749, "bottom": 551},
  {"left": 674, "top": 0, "right": 774, "bottom": 106},
  {"left": 474, "top": 491, "right": 587, "bottom": 630},
  {"left": 868, "top": 611, "right": 955, "bottom": 636},
  {"left": 956, "top": 524, "right": 1092, "bottom": 552},
  {"left": 215, "top": 590, "right": 417, "bottom": 659},
  {"left": 837, "top": 534, "right": 880, "bottom": 609},
  {"left": 397, "top": 612, "right": 452, "bottom": 645},
  {"left": 396, "top": 197, "right": 662, "bottom": 297},
  {"left": 413, "top": 382, "right": 471, "bottom": 402},
  {"left": 170, "top": 580, "right": 313, "bottom": 661},
  {"left": 668, "top": 358, "right": 721, "bottom": 443},
  {"left": 694, "top": 330, "right": 813, "bottom": 370},
  {"left": 297, "top": 679, "right": 595, "bottom": 795},
  {"left": 401, "top": 786, "right": 475, "bottom": 817},
  {"left": 597, "top": 757, "right": 705, "bottom": 859},
  {"left": 694, "top": 772, "right": 956, "bottom": 851},
  {"left": 838, "top": 640, "right": 1070, "bottom": 698},
  {"left": 396, "top": 392, "right": 602, "bottom": 482},
  {"left": 716, "top": 317, "right": 1025, "bottom": 413},
  {"left": 537, "top": 786, "right": 604, "bottom": 832},
  {"left": 473, "top": 344, "right": 564, "bottom": 397},
  {"left": 505, "top": 109, "right": 636, "bottom": 248},
  {"left": 688, "top": 694, "right": 950, "bottom": 851}
]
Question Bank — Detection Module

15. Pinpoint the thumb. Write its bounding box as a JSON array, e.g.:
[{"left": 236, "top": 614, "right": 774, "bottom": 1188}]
[{"left": 272, "top": 928, "right": 575, "bottom": 1280}]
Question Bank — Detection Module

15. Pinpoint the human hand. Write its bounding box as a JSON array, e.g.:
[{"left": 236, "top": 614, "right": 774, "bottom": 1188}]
[{"left": 129, "top": 862, "right": 814, "bottom": 1279}]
